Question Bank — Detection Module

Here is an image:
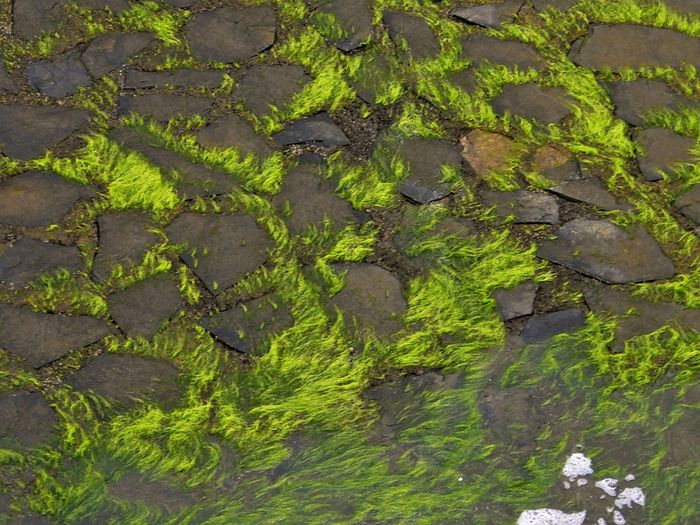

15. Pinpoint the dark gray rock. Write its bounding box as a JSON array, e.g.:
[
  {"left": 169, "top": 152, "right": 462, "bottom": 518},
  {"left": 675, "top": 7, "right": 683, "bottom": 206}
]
[
  {"left": 273, "top": 113, "right": 349, "bottom": 147},
  {"left": 674, "top": 185, "right": 700, "bottom": 226},
  {"left": 520, "top": 309, "right": 586, "bottom": 343},
  {"left": 196, "top": 115, "right": 272, "bottom": 158},
  {"left": 117, "top": 93, "right": 212, "bottom": 122},
  {"left": 235, "top": 64, "right": 311, "bottom": 117},
  {"left": 200, "top": 294, "right": 293, "bottom": 354},
  {"left": 80, "top": 33, "right": 153, "bottom": 78},
  {"left": 76, "top": 0, "right": 130, "bottom": 12},
  {"left": 330, "top": 263, "right": 407, "bottom": 337},
  {"left": 0, "top": 237, "right": 82, "bottom": 287},
  {"left": 12, "top": 0, "right": 64, "bottom": 40},
  {"left": 0, "top": 171, "right": 94, "bottom": 227},
  {"left": 548, "top": 179, "right": 634, "bottom": 212},
  {"left": 186, "top": 6, "right": 276, "bottom": 64},
  {"left": 482, "top": 189, "right": 559, "bottom": 224},
  {"left": 123, "top": 68, "right": 225, "bottom": 90},
  {"left": 605, "top": 79, "right": 695, "bottom": 128},
  {"left": 350, "top": 52, "right": 397, "bottom": 105},
  {"left": 27, "top": 49, "right": 90, "bottom": 98},
  {"left": 396, "top": 138, "right": 462, "bottom": 204},
  {"left": 537, "top": 219, "right": 676, "bottom": 283},
  {"left": 0, "top": 105, "right": 90, "bottom": 160},
  {"left": 461, "top": 34, "right": 544, "bottom": 69},
  {"left": 634, "top": 128, "right": 696, "bottom": 182},
  {"left": 531, "top": 0, "right": 578, "bottom": 10},
  {"left": 493, "top": 281, "right": 538, "bottom": 321},
  {"left": 0, "top": 60, "right": 19, "bottom": 94},
  {"left": 383, "top": 10, "right": 441, "bottom": 61},
  {"left": 108, "top": 472, "right": 197, "bottom": 514},
  {"left": 569, "top": 24, "right": 700, "bottom": 71},
  {"left": 0, "top": 304, "right": 112, "bottom": 368},
  {"left": 662, "top": 0, "right": 700, "bottom": 15},
  {"left": 318, "top": 0, "right": 373, "bottom": 52},
  {"left": 479, "top": 386, "right": 553, "bottom": 447},
  {"left": 166, "top": 213, "right": 273, "bottom": 293},
  {"left": 492, "top": 83, "right": 571, "bottom": 124},
  {"left": 452, "top": 1, "right": 524, "bottom": 29},
  {"left": 0, "top": 392, "right": 57, "bottom": 449},
  {"left": 530, "top": 144, "right": 582, "bottom": 182},
  {"left": 447, "top": 68, "right": 478, "bottom": 94}
]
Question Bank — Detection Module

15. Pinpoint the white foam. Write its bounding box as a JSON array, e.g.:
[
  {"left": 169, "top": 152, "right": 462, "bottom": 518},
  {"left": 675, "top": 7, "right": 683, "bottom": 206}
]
[
  {"left": 595, "top": 478, "right": 618, "bottom": 497},
  {"left": 577, "top": 478, "right": 588, "bottom": 487},
  {"left": 517, "top": 509, "right": 586, "bottom": 525},
  {"left": 563, "top": 481, "right": 571, "bottom": 489},
  {"left": 562, "top": 453, "right": 594, "bottom": 480},
  {"left": 624, "top": 474, "right": 635, "bottom": 482},
  {"left": 615, "top": 487, "right": 645, "bottom": 509},
  {"left": 597, "top": 519, "right": 607, "bottom": 525},
  {"left": 612, "top": 510, "right": 626, "bottom": 525}
]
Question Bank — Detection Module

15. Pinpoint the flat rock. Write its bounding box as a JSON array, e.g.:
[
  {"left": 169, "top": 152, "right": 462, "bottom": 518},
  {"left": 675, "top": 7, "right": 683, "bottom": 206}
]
[
  {"left": 482, "top": 189, "right": 559, "bottom": 224},
  {"left": 548, "top": 179, "right": 634, "bottom": 212},
  {"left": 108, "top": 275, "right": 182, "bottom": 340},
  {"left": 530, "top": 145, "right": 582, "bottom": 182},
  {"left": 68, "top": 353, "right": 180, "bottom": 407},
  {"left": 0, "top": 392, "right": 57, "bottom": 449},
  {"left": 196, "top": 114, "right": 272, "bottom": 158},
  {"left": 492, "top": 83, "right": 571, "bottom": 124},
  {"left": 0, "top": 304, "right": 112, "bottom": 368},
  {"left": 27, "top": 49, "right": 90, "bottom": 98},
  {"left": 674, "top": 185, "right": 700, "bottom": 226},
  {"left": 166, "top": 213, "right": 272, "bottom": 293},
  {"left": 108, "top": 472, "right": 197, "bottom": 514},
  {"left": 330, "top": 263, "right": 407, "bottom": 337},
  {"left": 0, "top": 171, "right": 94, "bottom": 227},
  {"left": 461, "top": 34, "right": 544, "bottom": 69},
  {"left": 11, "top": 0, "right": 64, "bottom": 39},
  {"left": 569, "top": 24, "right": 700, "bottom": 71},
  {"left": 493, "top": 281, "right": 538, "bottom": 321},
  {"left": 397, "top": 138, "right": 462, "bottom": 204},
  {"left": 520, "top": 309, "right": 586, "bottom": 343},
  {"left": 662, "top": 0, "right": 700, "bottom": 15},
  {"left": 634, "top": 128, "right": 695, "bottom": 182},
  {"left": 76, "top": 0, "right": 130, "bottom": 11},
  {"left": 0, "top": 105, "right": 90, "bottom": 160},
  {"left": 350, "top": 52, "right": 396, "bottom": 105},
  {"left": 235, "top": 64, "right": 311, "bottom": 117},
  {"left": 117, "top": 93, "right": 212, "bottom": 122},
  {"left": 123, "top": 69, "right": 224, "bottom": 90},
  {"left": 0, "top": 237, "right": 82, "bottom": 287},
  {"left": 447, "top": 68, "right": 478, "bottom": 94},
  {"left": 479, "top": 386, "right": 552, "bottom": 447},
  {"left": 452, "top": 1, "right": 524, "bottom": 29},
  {"left": 273, "top": 113, "right": 349, "bottom": 147},
  {"left": 460, "top": 129, "right": 518, "bottom": 178},
  {"left": 532, "top": 0, "right": 578, "bottom": 10},
  {"left": 0, "top": 60, "right": 19, "bottom": 94},
  {"left": 200, "top": 294, "right": 293, "bottom": 354},
  {"left": 186, "top": 6, "right": 276, "bottom": 64},
  {"left": 318, "top": 0, "right": 373, "bottom": 52},
  {"left": 383, "top": 10, "right": 441, "bottom": 61},
  {"left": 80, "top": 33, "right": 153, "bottom": 78},
  {"left": 537, "top": 219, "right": 676, "bottom": 283},
  {"left": 605, "top": 79, "right": 695, "bottom": 128}
]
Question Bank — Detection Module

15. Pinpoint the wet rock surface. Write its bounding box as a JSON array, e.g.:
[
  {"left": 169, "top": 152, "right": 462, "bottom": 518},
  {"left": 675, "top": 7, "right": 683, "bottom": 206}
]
[
  {"left": 384, "top": 10, "right": 441, "bottom": 61},
  {"left": 493, "top": 281, "right": 538, "bottom": 321},
  {"left": 123, "top": 69, "right": 225, "bottom": 90},
  {"left": 605, "top": 79, "right": 695, "bottom": 127},
  {"left": 318, "top": 0, "right": 373, "bottom": 52},
  {"left": 452, "top": 1, "right": 525, "bottom": 29},
  {"left": 548, "top": 179, "right": 634, "bottom": 212},
  {"left": 81, "top": 33, "right": 153, "bottom": 78},
  {"left": 492, "top": 83, "right": 572, "bottom": 124},
  {"left": 520, "top": 308, "right": 586, "bottom": 343},
  {"left": 482, "top": 189, "right": 559, "bottom": 224},
  {"left": 235, "top": 64, "right": 311, "bottom": 117},
  {"left": 460, "top": 129, "right": 518, "bottom": 178},
  {"left": 117, "top": 93, "right": 212, "bottom": 122},
  {"left": 674, "top": 185, "right": 700, "bottom": 225},
  {"left": 461, "top": 34, "right": 544, "bottom": 69},
  {"left": 27, "top": 50, "right": 91, "bottom": 98},
  {"left": 196, "top": 114, "right": 272, "bottom": 158},
  {"left": 273, "top": 113, "right": 350, "bottom": 147},
  {"left": 0, "top": 237, "right": 82, "bottom": 287},
  {"left": 0, "top": 392, "right": 57, "bottom": 449},
  {"left": 633, "top": 128, "right": 696, "bottom": 182},
  {"left": 396, "top": 138, "right": 462, "bottom": 204},
  {"left": 530, "top": 145, "right": 582, "bottom": 182}
]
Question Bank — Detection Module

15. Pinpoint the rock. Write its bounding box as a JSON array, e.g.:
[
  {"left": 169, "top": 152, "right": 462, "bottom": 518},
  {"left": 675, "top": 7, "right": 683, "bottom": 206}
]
[
  {"left": 80, "top": 33, "right": 153, "bottom": 78},
  {"left": 396, "top": 138, "right": 462, "bottom": 204},
  {"left": 108, "top": 472, "right": 197, "bottom": 514},
  {"left": 318, "top": 0, "right": 373, "bottom": 52},
  {"left": 520, "top": 309, "right": 586, "bottom": 343},
  {"left": 235, "top": 64, "right": 311, "bottom": 117},
  {"left": 123, "top": 68, "right": 225, "bottom": 90},
  {"left": 186, "top": 6, "right": 276, "bottom": 64},
  {"left": 633, "top": 128, "right": 695, "bottom": 182},
  {"left": 537, "top": 219, "right": 676, "bottom": 283},
  {"left": 92, "top": 211, "right": 160, "bottom": 282},
  {"left": 273, "top": 113, "right": 349, "bottom": 147},
  {"left": 451, "top": 1, "right": 524, "bottom": 29},
  {"left": 480, "top": 386, "right": 551, "bottom": 446},
  {"left": 350, "top": 52, "right": 397, "bottom": 105},
  {"left": 0, "top": 171, "right": 94, "bottom": 227},
  {"left": 117, "top": 93, "right": 212, "bottom": 122},
  {"left": 0, "top": 304, "right": 112, "bottom": 368},
  {"left": 0, "top": 60, "right": 19, "bottom": 94},
  {"left": 75, "top": 0, "right": 130, "bottom": 12},
  {"left": 0, "top": 105, "right": 90, "bottom": 160},
  {"left": 196, "top": 115, "right": 272, "bottom": 158},
  {"left": 0, "top": 392, "right": 57, "bottom": 449},
  {"left": 330, "top": 263, "right": 407, "bottom": 337},
  {"left": 482, "top": 189, "right": 559, "bottom": 224},
  {"left": 200, "top": 294, "right": 293, "bottom": 354},
  {"left": 569, "top": 24, "right": 700, "bottom": 71},
  {"left": 0, "top": 237, "right": 82, "bottom": 287},
  {"left": 530, "top": 145, "right": 582, "bottom": 182},
  {"left": 492, "top": 83, "right": 571, "bottom": 124},
  {"left": 460, "top": 129, "right": 518, "bottom": 178},
  {"left": 68, "top": 353, "right": 180, "bottom": 407},
  {"left": 165, "top": 213, "right": 273, "bottom": 293},
  {"left": 674, "top": 185, "right": 700, "bottom": 225},
  {"left": 11, "top": 0, "right": 64, "bottom": 40},
  {"left": 447, "top": 68, "right": 478, "bottom": 94},
  {"left": 26, "top": 49, "right": 90, "bottom": 98},
  {"left": 662, "top": 0, "right": 700, "bottom": 15},
  {"left": 605, "top": 79, "right": 695, "bottom": 128},
  {"left": 163, "top": 0, "right": 193, "bottom": 7},
  {"left": 548, "top": 179, "right": 634, "bottom": 212},
  {"left": 383, "top": 10, "right": 441, "bottom": 61},
  {"left": 493, "top": 281, "right": 538, "bottom": 321},
  {"left": 531, "top": 0, "right": 578, "bottom": 10},
  {"left": 107, "top": 275, "right": 182, "bottom": 339},
  {"left": 461, "top": 34, "right": 544, "bottom": 69}
]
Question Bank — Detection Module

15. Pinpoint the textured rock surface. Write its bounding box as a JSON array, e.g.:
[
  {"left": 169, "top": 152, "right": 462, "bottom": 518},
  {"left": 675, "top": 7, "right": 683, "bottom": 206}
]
[
  {"left": 492, "top": 83, "right": 571, "bottom": 124},
  {"left": 520, "top": 309, "right": 586, "bottom": 343},
  {"left": 452, "top": 1, "right": 524, "bottom": 29},
  {"left": 197, "top": 115, "right": 272, "bottom": 158},
  {"left": 0, "top": 392, "right": 57, "bottom": 449},
  {"left": 318, "top": 0, "right": 373, "bottom": 52},
  {"left": 384, "top": 10, "right": 441, "bottom": 61},
  {"left": 493, "top": 282, "right": 538, "bottom": 321},
  {"left": 461, "top": 34, "right": 544, "bottom": 69},
  {"left": 117, "top": 93, "right": 212, "bottom": 122},
  {"left": 80, "top": 33, "right": 153, "bottom": 78},
  {"left": 605, "top": 79, "right": 695, "bottom": 127},
  {"left": 482, "top": 189, "right": 559, "bottom": 224},
  {"left": 396, "top": 138, "right": 462, "bottom": 204},
  {"left": 674, "top": 185, "right": 700, "bottom": 226},
  {"left": 273, "top": 113, "right": 350, "bottom": 147},
  {"left": 530, "top": 145, "right": 582, "bottom": 182},
  {"left": 0, "top": 237, "right": 82, "bottom": 287},
  {"left": 235, "top": 64, "right": 311, "bottom": 117},
  {"left": 27, "top": 50, "right": 90, "bottom": 98},
  {"left": 123, "top": 69, "right": 225, "bottom": 90},
  {"left": 548, "top": 179, "right": 634, "bottom": 212},
  {"left": 634, "top": 128, "right": 696, "bottom": 182},
  {"left": 460, "top": 130, "right": 518, "bottom": 178}
]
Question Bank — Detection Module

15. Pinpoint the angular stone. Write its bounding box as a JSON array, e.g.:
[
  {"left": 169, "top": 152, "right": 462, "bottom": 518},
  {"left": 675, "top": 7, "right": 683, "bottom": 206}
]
[
  {"left": 532, "top": 0, "right": 578, "bottom": 10},
  {"left": 569, "top": 24, "right": 700, "bottom": 71},
  {"left": 383, "top": 10, "right": 441, "bottom": 61},
  {"left": 235, "top": 64, "right": 311, "bottom": 117},
  {"left": 460, "top": 129, "right": 518, "bottom": 178},
  {"left": 12, "top": 0, "right": 64, "bottom": 40},
  {"left": 520, "top": 309, "right": 586, "bottom": 343},
  {"left": 492, "top": 83, "right": 571, "bottom": 124},
  {"left": 273, "top": 113, "right": 349, "bottom": 147},
  {"left": 186, "top": 6, "right": 276, "bottom": 64},
  {"left": 605, "top": 79, "right": 695, "bottom": 128},
  {"left": 634, "top": 128, "right": 695, "bottom": 182},
  {"left": 461, "top": 34, "right": 544, "bottom": 69},
  {"left": 482, "top": 189, "right": 559, "bottom": 224},
  {"left": 0, "top": 171, "right": 94, "bottom": 227},
  {"left": 117, "top": 93, "right": 212, "bottom": 122},
  {"left": 479, "top": 386, "right": 552, "bottom": 447},
  {"left": 0, "top": 237, "right": 82, "bottom": 287},
  {"left": 530, "top": 144, "right": 582, "bottom": 182},
  {"left": 80, "top": 33, "right": 153, "bottom": 78},
  {"left": 165, "top": 213, "right": 273, "bottom": 293},
  {"left": 76, "top": 0, "right": 130, "bottom": 12},
  {"left": 0, "top": 60, "right": 19, "bottom": 94},
  {"left": 0, "top": 305, "right": 112, "bottom": 368},
  {"left": 200, "top": 294, "right": 293, "bottom": 354},
  {"left": 196, "top": 115, "right": 272, "bottom": 158},
  {"left": 493, "top": 281, "right": 538, "bottom": 321},
  {"left": 0, "top": 105, "right": 90, "bottom": 160},
  {"left": 108, "top": 472, "right": 197, "bottom": 514},
  {"left": 674, "top": 185, "right": 700, "bottom": 226},
  {"left": 0, "top": 392, "right": 57, "bottom": 449},
  {"left": 350, "top": 52, "right": 396, "bottom": 105},
  {"left": 68, "top": 353, "right": 180, "bottom": 407},
  {"left": 123, "top": 68, "right": 225, "bottom": 90},
  {"left": 318, "top": 0, "right": 373, "bottom": 52},
  {"left": 447, "top": 68, "right": 478, "bottom": 94},
  {"left": 452, "top": 1, "right": 524, "bottom": 29},
  {"left": 27, "top": 49, "right": 90, "bottom": 98},
  {"left": 396, "top": 138, "right": 462, "bottom": 204},
  {"left": 662, "top": 0, "right": 700, "bottom": 15},
  {"left": 330, "top": 263, "right": 407, "bottom": 337},
  {"left": 548, "top": 179, "right": 634, "bottom": 212},
  {"left": 537, "top": 219, "right": 676, "bottom": 283}
]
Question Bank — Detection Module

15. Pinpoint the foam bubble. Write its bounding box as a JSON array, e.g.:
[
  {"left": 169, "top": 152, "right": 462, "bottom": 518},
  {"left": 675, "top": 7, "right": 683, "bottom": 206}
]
[
  {"left": 615, "top": 487, "right": 645, "bottom": 509},
  {"left": 561, "top": 453, "right": 594, "bottom": 480},
  {"left": 595, "top": 478, "right": 618, "bottom": 497},
  {"left": 517, "top": 509, "right": 586, "bottom": 525}
]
